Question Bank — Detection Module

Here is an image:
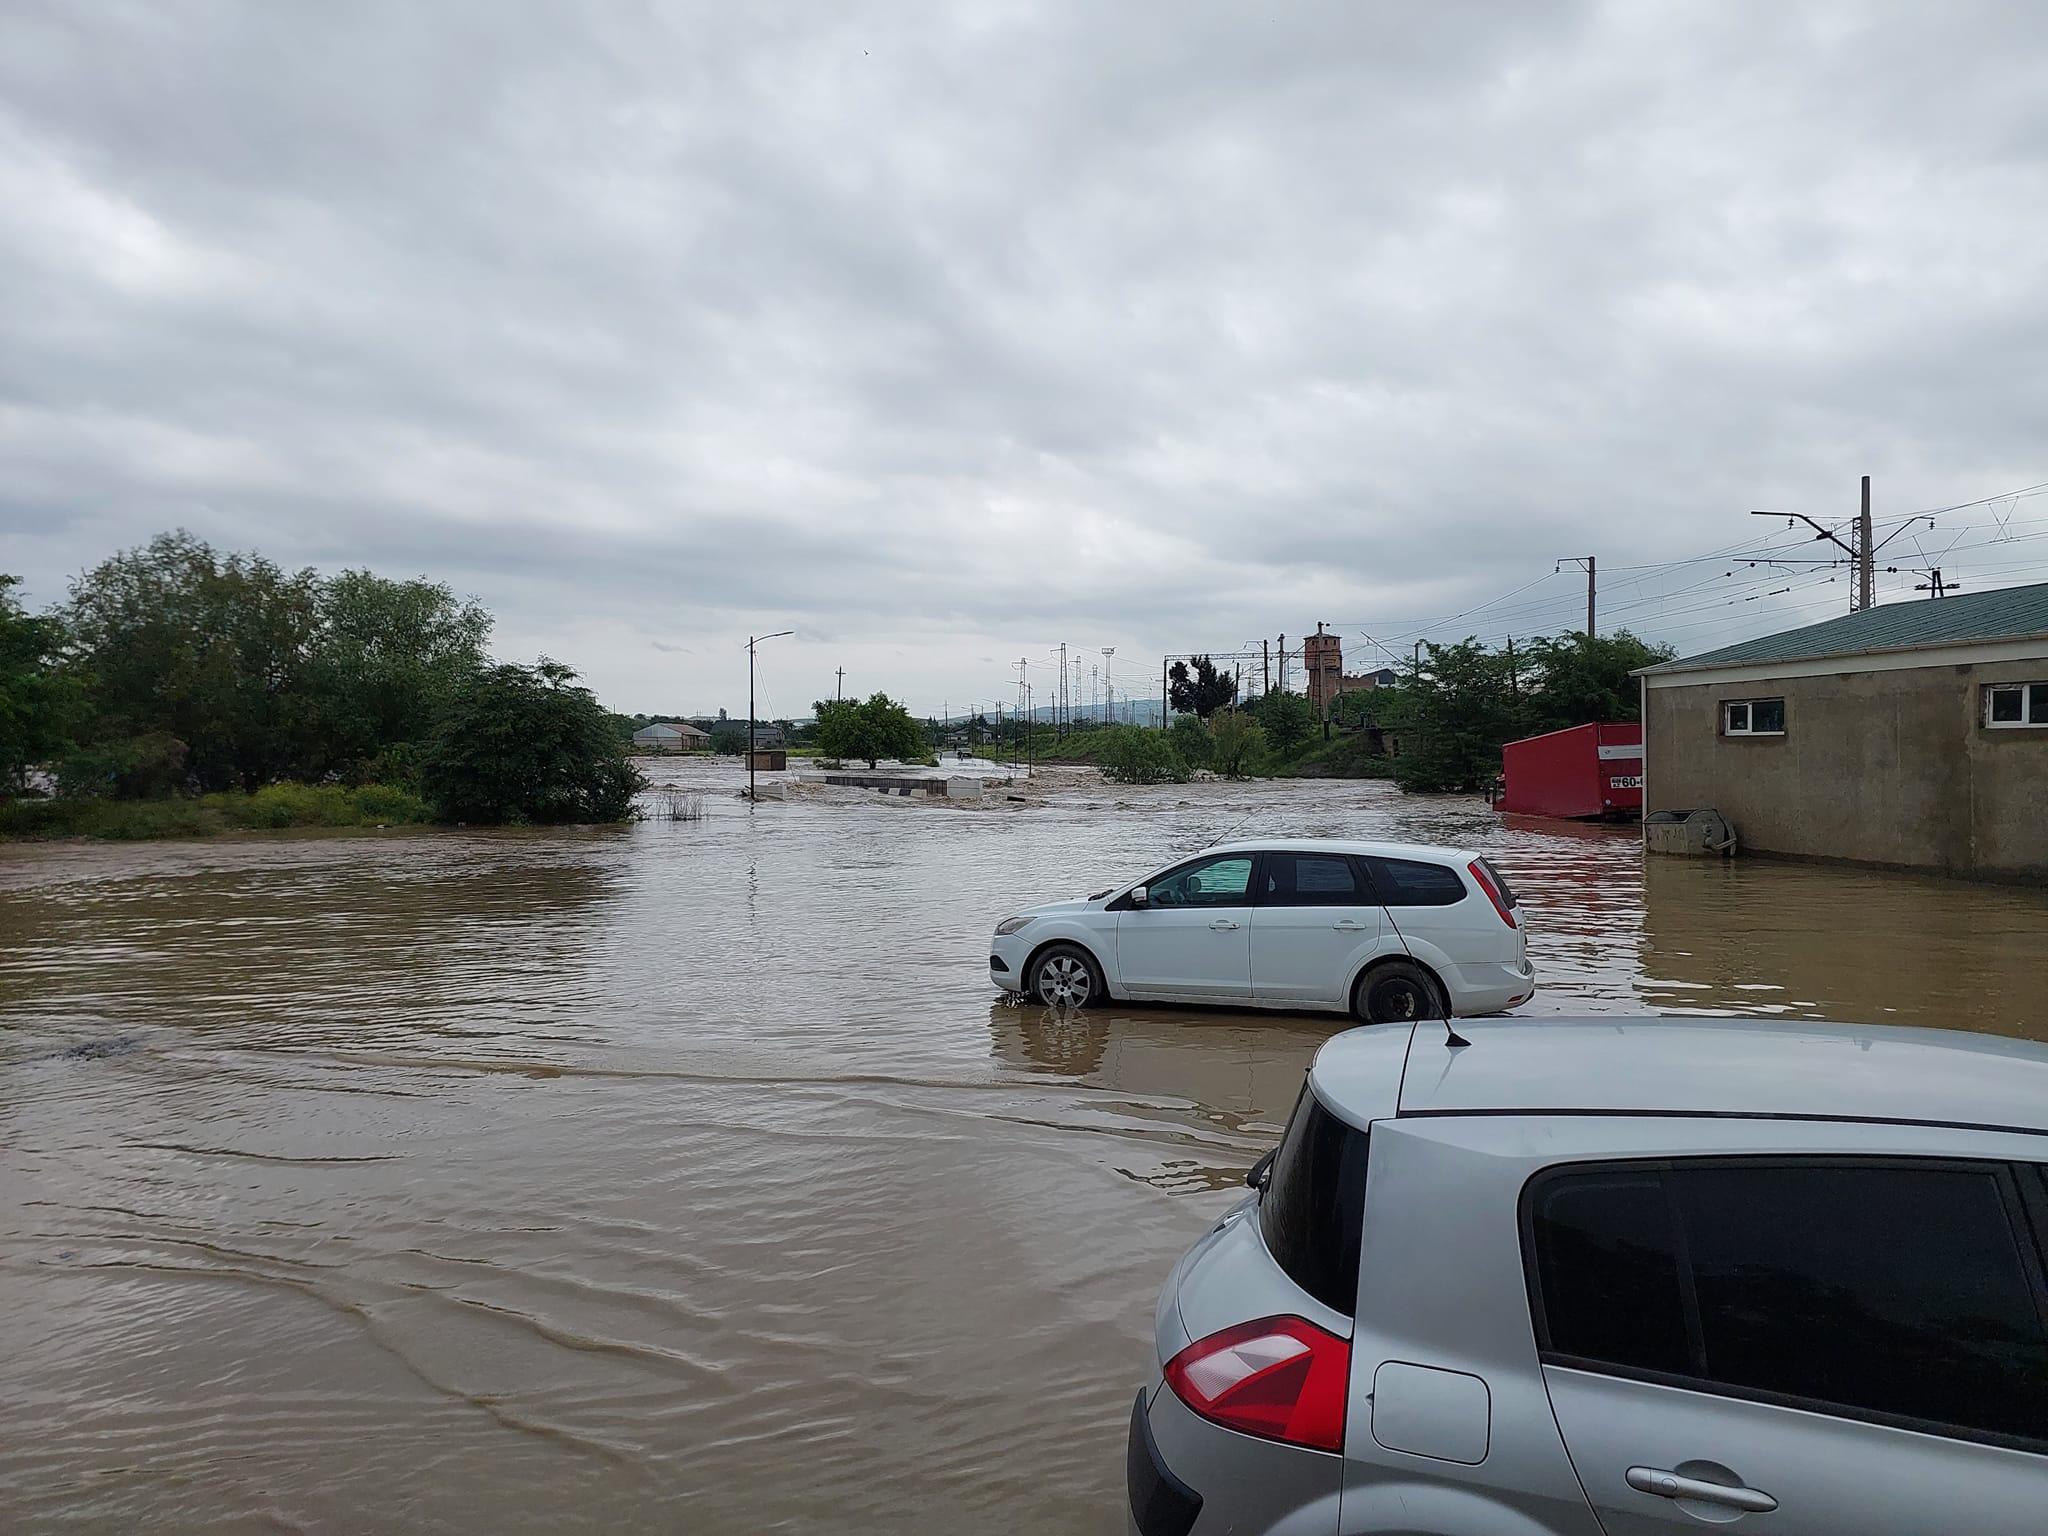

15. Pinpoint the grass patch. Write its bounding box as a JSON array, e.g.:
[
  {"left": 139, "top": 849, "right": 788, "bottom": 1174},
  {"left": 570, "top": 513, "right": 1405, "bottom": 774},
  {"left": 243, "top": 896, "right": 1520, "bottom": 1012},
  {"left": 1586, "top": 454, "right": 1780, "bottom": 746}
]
[{"left": 0, "top": 783, "right": 432, "bottom": 841}]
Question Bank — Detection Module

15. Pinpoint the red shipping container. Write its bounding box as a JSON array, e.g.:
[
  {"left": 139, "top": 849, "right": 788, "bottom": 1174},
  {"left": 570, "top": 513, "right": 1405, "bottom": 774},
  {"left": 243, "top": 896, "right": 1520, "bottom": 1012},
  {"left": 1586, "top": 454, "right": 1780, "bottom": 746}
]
[{"left": 1497, "top": 722, "right": 1642, "bottom": 820}]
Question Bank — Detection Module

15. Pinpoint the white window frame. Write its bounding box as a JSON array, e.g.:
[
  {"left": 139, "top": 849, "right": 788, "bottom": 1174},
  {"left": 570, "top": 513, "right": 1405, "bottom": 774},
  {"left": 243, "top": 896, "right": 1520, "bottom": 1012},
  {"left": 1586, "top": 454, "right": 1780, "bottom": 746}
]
[
  {"left": 1721, "top": 697, "right": 1786, "bottom": 737},
  {"left": 1982, "top": 680, "right": 2048, "bottom": 730}
]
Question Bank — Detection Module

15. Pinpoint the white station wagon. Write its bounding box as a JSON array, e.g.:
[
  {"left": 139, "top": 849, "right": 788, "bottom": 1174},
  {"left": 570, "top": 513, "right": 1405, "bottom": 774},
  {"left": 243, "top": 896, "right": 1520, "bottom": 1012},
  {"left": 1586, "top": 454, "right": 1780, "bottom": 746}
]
[{"left": 989, "top": 839, "right": 1535, "bottom": 1022}]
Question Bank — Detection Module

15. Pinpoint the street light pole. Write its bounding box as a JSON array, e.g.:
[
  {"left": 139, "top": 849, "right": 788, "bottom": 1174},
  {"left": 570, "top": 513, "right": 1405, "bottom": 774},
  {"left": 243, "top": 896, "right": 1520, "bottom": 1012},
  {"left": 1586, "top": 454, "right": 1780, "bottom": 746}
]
[{"left": 747, "top": 629, "right": 794, "bottom": 803}]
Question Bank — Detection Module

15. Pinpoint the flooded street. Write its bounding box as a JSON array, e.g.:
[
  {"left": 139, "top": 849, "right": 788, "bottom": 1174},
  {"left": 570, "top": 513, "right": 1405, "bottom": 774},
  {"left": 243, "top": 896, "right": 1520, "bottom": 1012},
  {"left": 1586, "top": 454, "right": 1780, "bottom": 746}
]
[{"left": 3, "top": 762, "right": 2043, "bottom": 1533}]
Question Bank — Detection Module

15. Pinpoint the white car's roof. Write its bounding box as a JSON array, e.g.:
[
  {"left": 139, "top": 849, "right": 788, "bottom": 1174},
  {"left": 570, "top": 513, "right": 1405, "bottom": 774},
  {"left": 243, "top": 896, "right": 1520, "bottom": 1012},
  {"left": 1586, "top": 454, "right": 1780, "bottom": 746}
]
[
  {"left": 1313, "top": 1016, "right": 2048, "bottom": 1136},
  {"left": 1204, "top": 837, "right": 1477, "bottom": 862}
]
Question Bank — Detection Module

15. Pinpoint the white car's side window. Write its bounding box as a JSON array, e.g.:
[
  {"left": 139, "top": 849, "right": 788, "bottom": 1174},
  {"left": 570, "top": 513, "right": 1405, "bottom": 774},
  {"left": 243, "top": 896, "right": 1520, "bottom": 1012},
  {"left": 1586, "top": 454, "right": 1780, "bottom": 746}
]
[{"left": 1149, "top": 855, "right": 1254, "bottom": 907}]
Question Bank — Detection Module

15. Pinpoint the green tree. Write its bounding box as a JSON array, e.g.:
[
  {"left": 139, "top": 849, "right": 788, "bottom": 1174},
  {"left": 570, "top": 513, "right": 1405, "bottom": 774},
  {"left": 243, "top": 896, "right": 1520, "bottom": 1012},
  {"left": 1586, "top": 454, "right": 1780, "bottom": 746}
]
[
  {"left": 1209, "top": 710, "right": 1267, "bottom": 778},
  {"left": 421, "top": 659, "right": 642, "bottom": 824},
  {"left": 813, "top": 692, "right": 928, "bottom": 768},
  {"left": 1098, "top": 726, "right": 1190, "bottom": 784},
  {"left": 1168, "top": 656, "right": 1237, "bottom": 718},
  {"left": 310, "top": 570, "right": 490, "bottom": 778},
  {"left": 1253, "top": 689, "right": 1316, "bottom": 755},
  {"left": 1168, "top": 713, "right": 1212, "bottom": 769},
  {"left": 0, "top": 576, "right": 84, "bottom": 794},
  {"left": 64, "top": 531, "right": 324, "bottom": 793},
  {"left": 1381, "top": 639, "right": 1520, "bottom": 793},
  {"left": 1520, "top": 630, "right": 1672, "bottom": 732}
]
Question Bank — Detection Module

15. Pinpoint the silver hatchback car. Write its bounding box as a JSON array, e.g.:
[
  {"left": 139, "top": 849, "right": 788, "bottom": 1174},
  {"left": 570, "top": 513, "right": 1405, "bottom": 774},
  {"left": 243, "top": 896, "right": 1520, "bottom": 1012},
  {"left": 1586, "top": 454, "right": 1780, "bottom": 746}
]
[{"left": 1130, "top": 1017, "right": 2048, "bottom": 1535}]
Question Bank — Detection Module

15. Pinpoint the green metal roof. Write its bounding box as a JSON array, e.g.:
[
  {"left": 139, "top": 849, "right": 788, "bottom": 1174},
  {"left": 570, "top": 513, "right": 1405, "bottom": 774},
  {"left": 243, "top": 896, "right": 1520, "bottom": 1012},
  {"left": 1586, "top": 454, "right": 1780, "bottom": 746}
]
[{"left": 1638, "top": 579, "right": 2048, "bottom": 675}]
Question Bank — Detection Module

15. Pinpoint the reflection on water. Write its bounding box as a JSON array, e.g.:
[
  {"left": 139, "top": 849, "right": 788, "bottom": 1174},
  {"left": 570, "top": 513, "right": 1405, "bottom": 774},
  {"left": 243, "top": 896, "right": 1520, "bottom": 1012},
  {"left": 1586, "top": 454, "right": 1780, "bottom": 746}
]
[{"left": 1, "top": 760, "right": 2042, "bottom": 1532}]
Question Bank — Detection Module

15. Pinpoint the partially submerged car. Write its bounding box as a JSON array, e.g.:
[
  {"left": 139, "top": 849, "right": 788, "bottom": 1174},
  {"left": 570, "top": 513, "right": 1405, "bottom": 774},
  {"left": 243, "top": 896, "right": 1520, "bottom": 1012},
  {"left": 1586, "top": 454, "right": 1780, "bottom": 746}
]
[{"left": 990, "top": 839, "right": 1533, "bottom": 1021}]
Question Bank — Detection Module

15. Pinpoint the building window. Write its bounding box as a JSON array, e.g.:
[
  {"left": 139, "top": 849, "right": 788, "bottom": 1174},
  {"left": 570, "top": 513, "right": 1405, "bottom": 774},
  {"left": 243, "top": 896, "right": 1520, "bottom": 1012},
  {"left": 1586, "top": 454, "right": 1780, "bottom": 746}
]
[
  {"left": 1983, "top": 682, "right": 2048, "bottom": 730},
  {"left": 1722, "top": 697, "right": 1785, "bottom": 736}
]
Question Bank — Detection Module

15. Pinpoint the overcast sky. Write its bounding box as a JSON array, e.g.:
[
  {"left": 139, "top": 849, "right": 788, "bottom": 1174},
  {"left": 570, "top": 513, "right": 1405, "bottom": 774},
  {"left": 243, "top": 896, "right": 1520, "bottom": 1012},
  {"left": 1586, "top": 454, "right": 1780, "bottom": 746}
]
[{"left": 6, "top": 2, "right": 2048, "bottom": 717}]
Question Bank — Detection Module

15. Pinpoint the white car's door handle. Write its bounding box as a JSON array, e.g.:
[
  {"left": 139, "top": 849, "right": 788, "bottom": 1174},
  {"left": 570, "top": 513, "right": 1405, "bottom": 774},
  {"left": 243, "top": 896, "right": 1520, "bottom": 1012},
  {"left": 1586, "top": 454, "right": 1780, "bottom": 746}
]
[
  {"left": 1208, "top": 918, "right": 1240, "bottom": 930},
  {"left": 1626, "top": 1467, "right": 1776, "bottom": 1514},
  {"left": 1332, "top": 920, "right": 1366, "bottom": 931}
]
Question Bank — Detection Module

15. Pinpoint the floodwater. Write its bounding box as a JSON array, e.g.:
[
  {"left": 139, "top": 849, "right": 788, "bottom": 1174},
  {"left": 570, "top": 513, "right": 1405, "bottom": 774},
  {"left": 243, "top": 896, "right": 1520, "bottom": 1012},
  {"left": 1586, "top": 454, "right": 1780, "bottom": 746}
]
[{"left": 2, "top": 762, "right": 2043, "bottom": 1533}]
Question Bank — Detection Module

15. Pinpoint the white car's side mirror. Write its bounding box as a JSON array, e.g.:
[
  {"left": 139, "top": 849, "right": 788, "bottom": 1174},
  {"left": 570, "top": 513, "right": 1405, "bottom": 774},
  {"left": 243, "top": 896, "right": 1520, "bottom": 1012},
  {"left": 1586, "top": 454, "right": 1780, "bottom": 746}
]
[{"left": 1130, "top": 885, "right": 1149, "bottom": 907}]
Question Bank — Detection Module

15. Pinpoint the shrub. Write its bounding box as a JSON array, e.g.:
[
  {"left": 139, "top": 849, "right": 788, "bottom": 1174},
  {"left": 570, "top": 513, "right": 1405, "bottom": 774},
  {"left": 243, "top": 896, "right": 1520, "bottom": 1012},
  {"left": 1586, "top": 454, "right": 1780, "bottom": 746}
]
[
  {"left": 1168, "top": 714, "right": 1212, "bottom": 770},
  {"left": 1209, "top": 712, "right": 1267, "bottom": 779},
  {"left": 0, "top": 795, "right": 218, "bottom": 840},
  {"left": 1098, "top": 726, "right": 1190, "bottom": 785},
  {"left": 421, "top": 660, "right": 643, "bottom": 825},
  {"left": 228, "top": 783, "right": 355, "bottom": 828},
  {"left": 349, "top": 783, "right": 431, "bottom": 823}
]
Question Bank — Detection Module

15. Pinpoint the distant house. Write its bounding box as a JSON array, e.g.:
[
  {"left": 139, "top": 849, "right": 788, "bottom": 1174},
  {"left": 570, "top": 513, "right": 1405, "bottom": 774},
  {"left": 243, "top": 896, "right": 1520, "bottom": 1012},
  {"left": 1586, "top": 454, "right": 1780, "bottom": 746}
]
[
  {"left": 1636, "top": 583, "right": 2048, "bottom": 881},
  {"left": 631, "top": 721, "right": 712, "bottom": 753},
  {"left": 746, "top": 724, "right": 787, "bottom": 749}
]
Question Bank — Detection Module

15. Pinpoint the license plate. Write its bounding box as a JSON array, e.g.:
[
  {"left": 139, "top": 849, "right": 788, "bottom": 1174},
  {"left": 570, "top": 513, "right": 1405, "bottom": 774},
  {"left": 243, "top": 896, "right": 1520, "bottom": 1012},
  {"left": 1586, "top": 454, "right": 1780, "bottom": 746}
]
[{"left": 1609, "top": 775, "right": 1642, "bottom": 790}]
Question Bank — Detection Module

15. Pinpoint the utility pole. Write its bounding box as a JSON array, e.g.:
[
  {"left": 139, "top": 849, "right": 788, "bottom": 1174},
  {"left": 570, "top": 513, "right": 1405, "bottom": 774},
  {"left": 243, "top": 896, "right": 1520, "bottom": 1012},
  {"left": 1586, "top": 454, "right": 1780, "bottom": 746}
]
[
  {"left": 1859, "top": 475, "right": 1874, "bottom": 611},
  {"left": 1263, "top": 638, "right": 1271, "bottom": 696},
  {"left": 834, "top": 666, "right": 844, "bottom": 701},
  {"left": 1750, "top": 487, "right": 1870, "bottom": 613},
  {"left": 1161, "top": 657, "right": 1169, "bottom": 729},
  {"left": 1914, "top": 568, "right": 1957, "bottom": 599},
  {"left": 1557, "top": 556, "right": 1597, "bottom": 636},
  {"left": 1025, "top": 683, "right": 1034, "bottom": 765},
  {"left": 746, "top": 629, "right": 793, "bottom": 803},
  {"left": 1100, "top": 647, "right": 1115, "bottom": 727},
  {"left": 1278, "top": 635, "right": 1286, "bottom": 693},
  {"left": 1058, "top": 642, "right": 1067, "bottom": 738},
  {"left": 1506, "top": 636, "right": 1517, "bottom": 698}
]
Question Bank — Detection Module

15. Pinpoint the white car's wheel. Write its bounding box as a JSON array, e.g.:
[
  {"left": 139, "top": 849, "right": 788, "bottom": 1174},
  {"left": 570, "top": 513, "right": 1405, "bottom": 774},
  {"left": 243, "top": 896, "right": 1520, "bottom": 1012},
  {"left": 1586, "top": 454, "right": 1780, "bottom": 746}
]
[
  {"left": 1354, "top": 961, "right": 1446, "bottom": 1024},
  {"left": 1031, "top": 944, "right": 1102, "bottom": 1010}
]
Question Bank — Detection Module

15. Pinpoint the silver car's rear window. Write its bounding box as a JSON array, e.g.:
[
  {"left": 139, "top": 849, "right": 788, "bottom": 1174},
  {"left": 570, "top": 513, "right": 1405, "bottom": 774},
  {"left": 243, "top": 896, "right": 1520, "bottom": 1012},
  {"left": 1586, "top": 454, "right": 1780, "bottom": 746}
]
[{"left": 1259, "top": 1087, "right": 1370, "bottom": 1316}]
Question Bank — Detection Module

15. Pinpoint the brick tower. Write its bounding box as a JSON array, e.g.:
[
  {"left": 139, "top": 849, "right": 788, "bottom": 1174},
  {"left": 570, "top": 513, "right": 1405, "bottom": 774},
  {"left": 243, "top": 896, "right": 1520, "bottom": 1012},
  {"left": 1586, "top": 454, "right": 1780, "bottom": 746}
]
[{"left": 1304, "top": 623, "right": 1342, "bottom": 717}]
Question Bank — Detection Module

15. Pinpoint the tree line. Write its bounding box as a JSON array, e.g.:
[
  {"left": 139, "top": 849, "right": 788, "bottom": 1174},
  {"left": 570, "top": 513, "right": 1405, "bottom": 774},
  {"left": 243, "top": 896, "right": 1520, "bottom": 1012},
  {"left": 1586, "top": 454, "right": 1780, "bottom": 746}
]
[
  {"left": 2, "top": 531, "right": 640, "bottom": 829},
  {"left": 1100, "top": 631, "right": 1670, "bottom": 790}
]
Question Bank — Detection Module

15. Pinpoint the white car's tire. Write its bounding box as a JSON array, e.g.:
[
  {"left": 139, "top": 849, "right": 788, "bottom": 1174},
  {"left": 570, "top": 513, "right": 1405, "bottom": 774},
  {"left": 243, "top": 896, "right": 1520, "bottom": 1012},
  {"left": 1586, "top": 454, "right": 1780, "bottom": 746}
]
[
  {"left": 1030, "top": 943, "right": 1103, "bottom": 1010},
  {"left": 1354, "top": 961, "right": 1446, "bottom": 1024}
]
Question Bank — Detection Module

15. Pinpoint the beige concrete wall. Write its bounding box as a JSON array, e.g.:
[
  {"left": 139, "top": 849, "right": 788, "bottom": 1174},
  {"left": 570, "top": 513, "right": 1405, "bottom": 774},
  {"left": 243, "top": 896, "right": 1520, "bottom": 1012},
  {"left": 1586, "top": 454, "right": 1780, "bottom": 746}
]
[{"left": 1644, "top": 657, "right": 2048, "bottom": 881}]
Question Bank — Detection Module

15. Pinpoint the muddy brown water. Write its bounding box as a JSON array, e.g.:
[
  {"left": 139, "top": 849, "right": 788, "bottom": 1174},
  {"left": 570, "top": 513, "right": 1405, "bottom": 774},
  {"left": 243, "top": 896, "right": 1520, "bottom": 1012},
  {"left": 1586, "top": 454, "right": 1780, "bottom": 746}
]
[{"left": 3, "top": 762, "right": 2043, "bottom": 1532}]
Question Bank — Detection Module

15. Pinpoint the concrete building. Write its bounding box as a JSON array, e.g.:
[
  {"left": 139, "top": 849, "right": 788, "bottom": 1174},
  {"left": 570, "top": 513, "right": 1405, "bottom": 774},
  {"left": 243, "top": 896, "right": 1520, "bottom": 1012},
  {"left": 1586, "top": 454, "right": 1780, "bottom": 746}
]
[
  {"left": 1636, "top": 583, "right": 2048, "bottom": 881},
  {"left": 631, "top": 721, "right": 711, "bottom": 752},
  {"left": 1302, "top": 623, "right": 1399, "bottom": 718}
]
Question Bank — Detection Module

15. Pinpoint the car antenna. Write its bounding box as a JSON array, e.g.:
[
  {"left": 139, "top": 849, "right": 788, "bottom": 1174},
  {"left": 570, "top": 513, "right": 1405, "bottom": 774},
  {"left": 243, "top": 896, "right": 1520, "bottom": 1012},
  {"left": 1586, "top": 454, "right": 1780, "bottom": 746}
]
[
  {"left": 1203, "top": 809, "right": 1259, "bottom": 847},
  {"left": 1357, "top": 854, "right": 1471, "bottom": 1049}
]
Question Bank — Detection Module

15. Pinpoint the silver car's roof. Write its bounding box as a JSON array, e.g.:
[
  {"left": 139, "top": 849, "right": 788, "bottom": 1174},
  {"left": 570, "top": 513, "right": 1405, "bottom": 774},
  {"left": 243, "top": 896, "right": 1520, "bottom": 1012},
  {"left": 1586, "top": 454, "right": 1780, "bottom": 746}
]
[
  {"left": 1314, "top": 1016, "right": 2048, "bottom": 1135},
  {"left": 1205, "top": 837, "right": 1477, "bottom": 862}
]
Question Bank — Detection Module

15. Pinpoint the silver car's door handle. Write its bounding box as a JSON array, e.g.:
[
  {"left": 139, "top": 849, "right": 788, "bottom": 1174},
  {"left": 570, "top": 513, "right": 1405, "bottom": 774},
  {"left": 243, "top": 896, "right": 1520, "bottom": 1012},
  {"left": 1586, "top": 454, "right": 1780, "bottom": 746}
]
[
  {"left": 1208, "top": 918, "right": 1239, "bottom": 930},
  {"left": 1626, "top": 1467, "right": 1777, "bottom": 1514},
  {"left": 1331, "top": 920, "right": 1365, "bottom": 931}
]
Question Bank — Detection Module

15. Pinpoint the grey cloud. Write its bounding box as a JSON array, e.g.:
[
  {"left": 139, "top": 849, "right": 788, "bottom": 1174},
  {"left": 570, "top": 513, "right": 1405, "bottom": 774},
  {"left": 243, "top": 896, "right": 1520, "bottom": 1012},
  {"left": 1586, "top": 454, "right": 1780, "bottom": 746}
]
[{"left": 5, "top": 1, "right": 2047, "bottom": 713}]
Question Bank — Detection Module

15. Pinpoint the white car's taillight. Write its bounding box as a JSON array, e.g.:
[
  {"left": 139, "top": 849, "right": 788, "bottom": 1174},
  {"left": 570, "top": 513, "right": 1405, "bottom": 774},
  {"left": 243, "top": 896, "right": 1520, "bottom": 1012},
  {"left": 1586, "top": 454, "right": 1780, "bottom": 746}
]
[
  {"left": 1163, "top": 1314, "right": 1349, "bottom": 1452},
  {"left": 1467, "top": 860, "right": 1517, "bottom": 929}
]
